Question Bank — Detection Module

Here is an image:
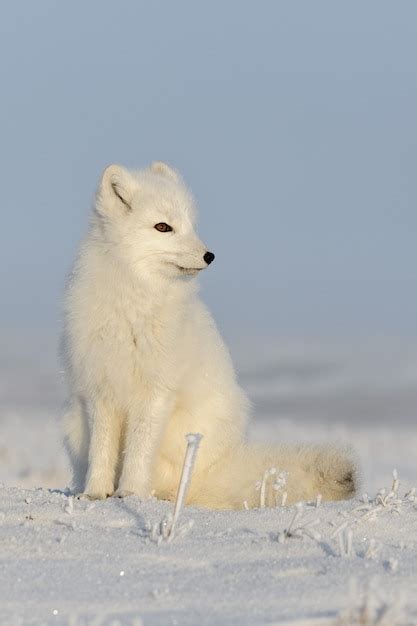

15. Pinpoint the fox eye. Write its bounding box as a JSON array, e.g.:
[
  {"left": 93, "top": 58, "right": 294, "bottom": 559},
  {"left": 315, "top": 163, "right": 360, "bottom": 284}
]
[{"left": 154, "top": 222, "right": 173, "bottom": 232}]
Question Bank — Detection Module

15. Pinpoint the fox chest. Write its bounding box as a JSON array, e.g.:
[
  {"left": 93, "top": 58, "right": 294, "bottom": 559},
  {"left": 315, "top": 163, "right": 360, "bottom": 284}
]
[{"left": 100, "top": 316, "right": 183, "bottom": 399}]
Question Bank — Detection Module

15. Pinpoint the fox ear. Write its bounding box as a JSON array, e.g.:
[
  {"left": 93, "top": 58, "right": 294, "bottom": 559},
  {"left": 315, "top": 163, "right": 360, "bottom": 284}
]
[
  {"left": 150, "top": 161, "right": 180, "bottom": 182},
  {"left": 96, "top": 164, "right": 135, "bottom": 215}
]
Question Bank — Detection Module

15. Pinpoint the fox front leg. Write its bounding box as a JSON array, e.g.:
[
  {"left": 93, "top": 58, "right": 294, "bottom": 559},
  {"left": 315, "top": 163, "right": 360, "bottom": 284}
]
[
  {"left": 115, "top": 394, "right": 171, "bottom": 498},
  {"left": 82, "top": 400, "right": 121, "bottom": 500}
]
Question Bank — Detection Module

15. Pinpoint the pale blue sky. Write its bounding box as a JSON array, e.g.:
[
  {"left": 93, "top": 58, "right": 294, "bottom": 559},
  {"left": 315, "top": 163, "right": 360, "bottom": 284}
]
[{"left": 1, "top": 1, "right": 416, "bottom": 340}]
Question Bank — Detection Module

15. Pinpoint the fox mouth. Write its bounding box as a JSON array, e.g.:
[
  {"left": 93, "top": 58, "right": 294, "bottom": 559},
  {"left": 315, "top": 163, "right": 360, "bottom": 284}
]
[
  {"left": 176, "top": 265, "right": 203, "bottom": 275},
  {"left": 177, "top": 265, "right": 203, "bottom": 273},
  {"left": 167, "top": 261, "right": 204, "bottom": 274}
]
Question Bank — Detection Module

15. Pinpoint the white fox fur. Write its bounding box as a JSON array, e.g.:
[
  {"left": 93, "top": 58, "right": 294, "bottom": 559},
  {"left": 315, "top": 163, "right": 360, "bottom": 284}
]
[{"left": 62, "top": 162, "right": 356, "bottom": 509}]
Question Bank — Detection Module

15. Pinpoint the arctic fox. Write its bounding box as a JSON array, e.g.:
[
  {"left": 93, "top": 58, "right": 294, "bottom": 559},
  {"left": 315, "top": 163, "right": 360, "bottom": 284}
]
[{"left": 62, "top": 162, "right": 356, "bottom": 508}]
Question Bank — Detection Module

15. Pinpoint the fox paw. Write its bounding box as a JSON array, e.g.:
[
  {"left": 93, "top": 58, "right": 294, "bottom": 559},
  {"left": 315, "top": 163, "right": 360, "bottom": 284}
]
[
  {"left": 114, "top": 482, "right": 149, "bottom": 499},
  {"left": 80, "top": 479, "right": 114, "bottom": 500},
  {"left": 113, "top": 489, "right": 137, "bottom": 499},
  {"left": 77, "top": 491, "right": 112, "bottom": 500}
]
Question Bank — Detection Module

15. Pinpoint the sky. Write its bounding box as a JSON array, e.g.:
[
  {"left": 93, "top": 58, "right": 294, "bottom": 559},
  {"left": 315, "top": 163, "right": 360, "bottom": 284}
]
[{"left": 0, "top": 1, "right": 416, "bottom": 343}]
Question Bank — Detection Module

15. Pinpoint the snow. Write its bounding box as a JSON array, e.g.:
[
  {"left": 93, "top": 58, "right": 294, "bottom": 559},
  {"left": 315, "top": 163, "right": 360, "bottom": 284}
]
[{"left": 1, "top": 338, "right": 417, "bottom": 625}]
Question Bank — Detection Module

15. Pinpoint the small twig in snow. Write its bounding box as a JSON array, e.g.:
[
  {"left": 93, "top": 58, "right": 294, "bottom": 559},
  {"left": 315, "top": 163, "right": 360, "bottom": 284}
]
[
  {"left": 64, "top": 496, "right": 74, "bottom": 515},
  {"left": 278, "top": 503, "right": 321, "bottom": 544},
  {"left": 337, "top": 527, "right": 354, "bottom": 558},
  {"left": 391, "top": 468, "right": 400, "bottom": 495},
  {"left": 260, "top": 468, "right": 276, "bottom": 508},
  {"left": 150, "top": 433, "right": 202, "bottom": 544},
  {"left": 169, "top": 433, "right": 202, "bottom": 539},
  {"left": 255, "top": 468, "right": 287, "bottom": 508},
  {"left": 273, "top": 471, "right": 288, "bottom": 507},
  {"left": 363, "top": 538, "right": 380, "bottom": 560},
  {"left": 385, "top": 558, "right": 399, "bottom": 573}
]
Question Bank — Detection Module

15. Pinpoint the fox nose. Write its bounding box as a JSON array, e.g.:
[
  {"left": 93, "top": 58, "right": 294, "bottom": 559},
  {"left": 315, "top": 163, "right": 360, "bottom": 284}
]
[{"left": 204, "top": 251, "right": 215, "bottom": 265}]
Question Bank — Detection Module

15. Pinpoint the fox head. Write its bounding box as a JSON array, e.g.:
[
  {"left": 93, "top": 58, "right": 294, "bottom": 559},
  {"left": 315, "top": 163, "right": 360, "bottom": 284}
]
[{"left": 94, "top": 162, "right": 214, "bottom": 279}]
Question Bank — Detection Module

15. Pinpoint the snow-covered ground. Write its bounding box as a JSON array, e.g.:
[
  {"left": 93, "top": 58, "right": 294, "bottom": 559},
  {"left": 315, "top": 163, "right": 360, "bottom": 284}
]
[{"left": 1, "top": 336, "right": 417, "bottom": 625}]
